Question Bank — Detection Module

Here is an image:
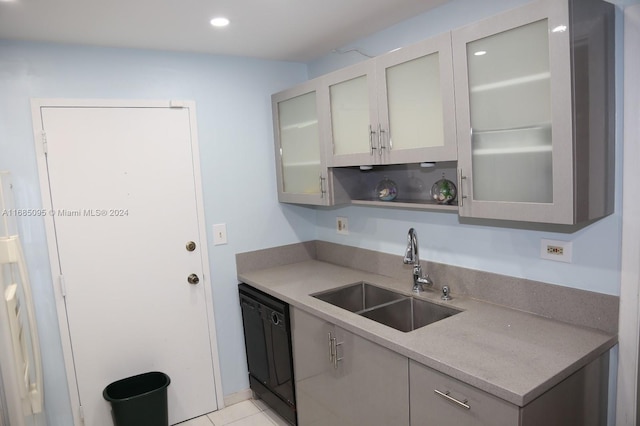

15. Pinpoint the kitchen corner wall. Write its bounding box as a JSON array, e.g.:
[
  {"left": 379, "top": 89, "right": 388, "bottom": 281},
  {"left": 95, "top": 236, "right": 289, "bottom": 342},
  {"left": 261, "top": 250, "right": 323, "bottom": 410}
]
[
  {"left": 308, "top": 0, "right": 624, "bottom": 297},
  {"left": 0, "top": 40, "right": 314, "bottom": 425}
]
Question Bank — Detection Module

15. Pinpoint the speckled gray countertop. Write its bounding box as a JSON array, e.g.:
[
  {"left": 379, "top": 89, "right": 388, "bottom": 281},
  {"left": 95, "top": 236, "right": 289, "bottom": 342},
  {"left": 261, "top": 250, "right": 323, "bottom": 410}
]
[{"left": 238, "top": 259, "right": 616, "bottom": 407}]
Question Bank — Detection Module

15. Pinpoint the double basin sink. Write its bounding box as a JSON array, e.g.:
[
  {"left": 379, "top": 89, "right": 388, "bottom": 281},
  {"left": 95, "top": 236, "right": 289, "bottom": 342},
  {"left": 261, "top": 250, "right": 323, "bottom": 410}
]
[{"left": 313, "top": 281, "right": 460, "bottom": 333}]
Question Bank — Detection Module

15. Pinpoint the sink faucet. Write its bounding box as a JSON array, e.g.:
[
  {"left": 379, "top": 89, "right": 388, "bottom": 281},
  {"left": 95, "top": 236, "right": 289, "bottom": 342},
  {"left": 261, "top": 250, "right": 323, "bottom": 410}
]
[{"left": 403, "top": 228, "right": 433, "bottom": 293}]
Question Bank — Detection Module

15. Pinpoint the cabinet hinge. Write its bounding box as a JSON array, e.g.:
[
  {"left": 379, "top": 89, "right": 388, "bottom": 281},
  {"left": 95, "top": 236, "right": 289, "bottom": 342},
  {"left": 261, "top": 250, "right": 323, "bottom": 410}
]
[
  {"left": 41, "top": 131, "right": 48, "bottom": 155},
  {"left": 59, "top": 274, "right": 67, "bottom": 298}
]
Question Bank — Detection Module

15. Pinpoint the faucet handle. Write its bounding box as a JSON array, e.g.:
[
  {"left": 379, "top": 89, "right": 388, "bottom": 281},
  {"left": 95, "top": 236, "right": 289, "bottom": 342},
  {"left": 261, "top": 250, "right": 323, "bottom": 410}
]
[{"left": 441, "top": 285, "right": 451, "bottom": 301}]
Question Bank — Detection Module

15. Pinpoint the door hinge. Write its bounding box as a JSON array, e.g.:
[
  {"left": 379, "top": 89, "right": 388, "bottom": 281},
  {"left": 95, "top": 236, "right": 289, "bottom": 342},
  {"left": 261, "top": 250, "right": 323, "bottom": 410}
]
[
  {"left": 59, "top": 274, "right": 67, "bottom": 297},
  {"left": 41, "top": 131, "right": 48, "bottom": 155}
]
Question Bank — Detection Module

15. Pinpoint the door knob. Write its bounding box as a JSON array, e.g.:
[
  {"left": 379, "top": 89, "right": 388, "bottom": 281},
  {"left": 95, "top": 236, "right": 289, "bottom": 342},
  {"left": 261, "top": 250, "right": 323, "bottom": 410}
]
[
  {"left": 186, "top": 241, "right": 196, "bottom": 252},
  {"left": 187, "top": 274, "right": 200, "bottom": 285}
]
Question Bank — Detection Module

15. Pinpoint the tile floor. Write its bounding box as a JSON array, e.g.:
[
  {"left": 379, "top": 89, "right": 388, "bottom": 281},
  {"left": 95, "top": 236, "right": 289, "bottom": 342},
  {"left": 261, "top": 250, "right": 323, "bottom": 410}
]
[{"left": 177, "top": 399, "right": 290, "bottom": 426}]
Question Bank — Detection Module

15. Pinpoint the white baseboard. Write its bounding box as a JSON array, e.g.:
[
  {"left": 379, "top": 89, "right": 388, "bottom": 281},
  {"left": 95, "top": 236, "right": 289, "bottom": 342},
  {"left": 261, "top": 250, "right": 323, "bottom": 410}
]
[{"left": 223, "top": 388, "right": 254, "bottom": 408}]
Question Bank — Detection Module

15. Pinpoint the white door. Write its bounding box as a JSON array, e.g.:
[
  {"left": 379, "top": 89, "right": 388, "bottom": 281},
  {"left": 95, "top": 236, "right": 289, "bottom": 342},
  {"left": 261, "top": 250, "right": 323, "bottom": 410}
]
[{"left": 33, "top": 101, "right": 221, "bottom": 426}]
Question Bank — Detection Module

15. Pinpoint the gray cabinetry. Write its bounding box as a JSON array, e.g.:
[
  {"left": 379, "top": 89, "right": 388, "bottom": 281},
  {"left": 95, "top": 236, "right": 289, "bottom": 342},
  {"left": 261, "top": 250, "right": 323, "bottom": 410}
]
[
  {"left": 271, "top": 79, "right": 347, "bottom": 206},
  {"left": 410, "top": 360, "right": 520, "bottom": 426},
  {"left": 270, "top": 0, "right": 615, "bottom": 225},
  {"left": 291, "top": 307, "right": 409, "bottom": 426},
  {"left": 452, "top": 0, "right": 614, "bottom": 224},
  {"left": 410, "top": 353, "right": 609, "bottom": 426},
  {"left": 322, "top": 32, "right": 457, "bottom": 168}
]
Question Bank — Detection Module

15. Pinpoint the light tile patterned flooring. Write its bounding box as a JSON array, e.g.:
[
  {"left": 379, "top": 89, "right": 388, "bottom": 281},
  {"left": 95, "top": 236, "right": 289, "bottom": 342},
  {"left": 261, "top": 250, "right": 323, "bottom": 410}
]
[{"left": 177, "top": 399, "right": 290, "bottom": 426}]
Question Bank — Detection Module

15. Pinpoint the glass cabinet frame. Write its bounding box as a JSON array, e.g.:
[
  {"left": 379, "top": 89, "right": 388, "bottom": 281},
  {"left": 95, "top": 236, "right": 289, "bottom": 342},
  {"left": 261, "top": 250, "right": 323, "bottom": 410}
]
[
  {"left": 322, "top": 32, "right": 458, "bottom": 168},
  {"left": 452, "top": 0, "right": 614, "bottom": 224},
  {"left": 272, "top": 79, "right": 336, "bottom": 206}
]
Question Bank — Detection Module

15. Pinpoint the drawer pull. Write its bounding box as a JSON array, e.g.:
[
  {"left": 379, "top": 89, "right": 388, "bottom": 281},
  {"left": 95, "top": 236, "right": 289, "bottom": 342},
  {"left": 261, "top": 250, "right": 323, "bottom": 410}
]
[{"left": 434, "top": 389, "right": 470, "bottom": 410}]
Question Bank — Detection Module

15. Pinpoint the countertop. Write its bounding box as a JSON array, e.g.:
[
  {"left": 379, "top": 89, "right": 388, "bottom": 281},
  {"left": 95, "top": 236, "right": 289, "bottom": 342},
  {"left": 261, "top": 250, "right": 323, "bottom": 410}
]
[{"left": 238, "top": 259, "right": 617, "bottom": 407}]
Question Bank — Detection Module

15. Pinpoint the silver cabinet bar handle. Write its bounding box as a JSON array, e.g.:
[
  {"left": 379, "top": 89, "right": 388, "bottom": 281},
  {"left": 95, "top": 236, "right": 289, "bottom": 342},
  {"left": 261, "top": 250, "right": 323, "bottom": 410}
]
[
  {"left": 378, "top": 124, "right": 386, "bottom": 156},
  {"left": 331, "top": 337, "right": 343, "bottom": 369},
  {"left": 434, "top": 389, "right": 470, "bottom": 410},
  {"left": 369, "top": 125, "right": 377, "bottom": 155},
  {"left": 319, "top": 174, "right": 326, "bottom": 198},
  {"left": 328, "top": 332, "right": 334, "bottom": 362},
  {"left": 457, "top": 169, "right": 467, "bottom": 207}
]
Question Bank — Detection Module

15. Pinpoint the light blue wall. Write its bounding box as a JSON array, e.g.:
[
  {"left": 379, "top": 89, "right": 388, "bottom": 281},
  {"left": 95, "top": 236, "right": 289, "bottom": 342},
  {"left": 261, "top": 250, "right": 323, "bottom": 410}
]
[
  {"left": 308, "top": 0, "right": 624, "bottom": 297},
  {"left": 0, "top": 40, "right": 313, "bottom": 425}
]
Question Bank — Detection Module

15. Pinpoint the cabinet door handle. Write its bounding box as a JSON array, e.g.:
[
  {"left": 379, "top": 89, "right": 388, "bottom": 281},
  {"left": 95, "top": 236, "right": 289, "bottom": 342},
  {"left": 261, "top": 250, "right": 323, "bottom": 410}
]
[
  {"left": 319, "top": 174, "right": 326, "bottom": 198},
  {"left": 378, "top": 124, "right": 386, "bottom": 156},
  {"left": 328, "top": 332, "right": 334, "bottom": 362},
  {"left": 369, "top": 125, "right": 377, "bottom": 155},
  {"left": 331, "top": 337, "right": 343, "bottom": 369},
  {"left": 434, "top": 389, "right": 470, "bottom": 410},
  {"left": 457, "top": 169, "right": 467, "bottom": 207}
]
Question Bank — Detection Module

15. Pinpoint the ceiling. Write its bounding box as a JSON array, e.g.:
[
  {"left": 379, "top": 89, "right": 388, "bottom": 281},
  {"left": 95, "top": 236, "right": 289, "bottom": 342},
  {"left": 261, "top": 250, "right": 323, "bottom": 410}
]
[{"left": 0, "top": 0, "right": 449, "bottom": 62}]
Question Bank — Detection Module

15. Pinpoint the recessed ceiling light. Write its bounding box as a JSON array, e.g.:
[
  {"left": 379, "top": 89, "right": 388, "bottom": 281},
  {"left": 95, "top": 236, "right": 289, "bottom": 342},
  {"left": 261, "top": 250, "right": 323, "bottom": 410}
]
[
  {"left": 552, "top": 25, "right": 567, "bottom": 33},
  {"left": 474, "top": 50, "right": 487, "bottom": 56},
  {"left": 210, "top": 17, "right": 230, "bottom": 27}
]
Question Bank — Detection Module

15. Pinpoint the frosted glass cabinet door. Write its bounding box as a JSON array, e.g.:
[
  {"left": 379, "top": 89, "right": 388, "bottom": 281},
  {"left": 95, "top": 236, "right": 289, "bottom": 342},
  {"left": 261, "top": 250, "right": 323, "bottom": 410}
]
[
  {"left": 272, "top": 80, "right": 330, "bottom": 205},
  {"left": 324, "top": 61, "right": 379, "bottom": 167},
  {"left": 279, "top": 92, "right": 320, "bottom": 193},
  {"left": 453, "top": 0, "right": 577, "bottom": 223},
  {"left": 468, "top": 19, "right": 552, "bottom": 204},
  {"left": 377, "top": 32, "right": 457, "bottom": 164},
  {"left": 324, "top": 34, "right": 456, "bottom": 168}
]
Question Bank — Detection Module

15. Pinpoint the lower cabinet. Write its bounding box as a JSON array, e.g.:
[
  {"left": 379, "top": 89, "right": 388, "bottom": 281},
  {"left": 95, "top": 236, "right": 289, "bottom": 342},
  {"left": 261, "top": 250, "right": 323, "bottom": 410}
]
[
  {"left": 409, "top": 360, "right": 519, "bottom": 426},
  {"left": 291, "top": 307, "right": 409, "bottom": 426},
  {"left": 292, "top": 307, "right": 609, "bottom": 426},
  {"left": 410, "top": 354, "right": 609, "bottom": 426}
]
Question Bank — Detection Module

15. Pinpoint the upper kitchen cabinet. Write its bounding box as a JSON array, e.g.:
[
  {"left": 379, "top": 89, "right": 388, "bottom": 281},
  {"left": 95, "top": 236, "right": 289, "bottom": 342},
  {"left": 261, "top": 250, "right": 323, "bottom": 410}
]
[
  {"left": 453, "top": 0, "right": 615, "bottom": 224},
  {"left": 272, "top": 79, "right": 343, "bottom": 206},
  {"left": 323, "top": 32, "right": 457, "bottom": 167}
]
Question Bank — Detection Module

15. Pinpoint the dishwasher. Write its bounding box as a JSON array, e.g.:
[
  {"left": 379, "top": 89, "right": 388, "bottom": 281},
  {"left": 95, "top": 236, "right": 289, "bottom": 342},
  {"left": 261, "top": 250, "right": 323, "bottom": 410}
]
[{"left": 238, "top": 283, "right": 296, "bottom": 425}]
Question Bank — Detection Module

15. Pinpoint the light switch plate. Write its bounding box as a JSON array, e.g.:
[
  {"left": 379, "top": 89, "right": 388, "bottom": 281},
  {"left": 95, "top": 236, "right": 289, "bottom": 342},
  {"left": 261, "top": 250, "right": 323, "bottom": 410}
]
[
  {"left": 213, "top": 223, "right": 228, "bottom": 245},
  {"left": 540, "top": 239, "right": 572, "bottom": 263}
]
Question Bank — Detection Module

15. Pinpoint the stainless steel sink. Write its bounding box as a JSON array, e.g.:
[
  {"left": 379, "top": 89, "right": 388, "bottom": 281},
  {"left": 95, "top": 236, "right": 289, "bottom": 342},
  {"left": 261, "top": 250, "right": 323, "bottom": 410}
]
[
  {"left": 361, "top": 297, "right": 460, "bottom": 332},
  {"left": 312, "top": 282, "right": 460, "bottom": 332},
  {"left": 313, "top": 281, "right": 405, "bottom": 313}
]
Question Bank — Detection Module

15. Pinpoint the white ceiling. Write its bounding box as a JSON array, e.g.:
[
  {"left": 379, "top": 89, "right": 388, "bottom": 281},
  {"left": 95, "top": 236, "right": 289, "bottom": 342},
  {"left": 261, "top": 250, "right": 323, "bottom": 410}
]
[{"left": 0, "top": 0, "right": 449, "bottom": 62}]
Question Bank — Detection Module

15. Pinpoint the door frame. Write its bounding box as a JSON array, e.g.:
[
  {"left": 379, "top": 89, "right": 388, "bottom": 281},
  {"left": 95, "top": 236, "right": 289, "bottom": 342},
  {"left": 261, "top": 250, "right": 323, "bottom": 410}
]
[{"left": 30, "top": 98, "right": 225, "bottom": 425}]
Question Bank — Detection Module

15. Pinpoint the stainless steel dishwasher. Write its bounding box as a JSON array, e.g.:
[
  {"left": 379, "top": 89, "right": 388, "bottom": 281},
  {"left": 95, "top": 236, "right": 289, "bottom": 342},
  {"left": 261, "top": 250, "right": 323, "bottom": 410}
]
[{"left": 238, "top": 283, "right": 296, "bottom": 425}]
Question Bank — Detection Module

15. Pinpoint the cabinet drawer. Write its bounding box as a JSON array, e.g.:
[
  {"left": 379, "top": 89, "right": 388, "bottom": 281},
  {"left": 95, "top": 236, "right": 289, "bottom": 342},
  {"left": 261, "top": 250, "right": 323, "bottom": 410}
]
[{"left": 409, "top": 360, "right": 519, "bottom": 426}]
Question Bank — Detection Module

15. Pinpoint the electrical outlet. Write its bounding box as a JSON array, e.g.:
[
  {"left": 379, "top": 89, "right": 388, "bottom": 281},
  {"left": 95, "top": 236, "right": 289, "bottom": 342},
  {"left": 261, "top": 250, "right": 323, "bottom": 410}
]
[
  {"left": 213, "top": 223, "right": 228, "bottom": 245},
  {"left": 540, "top": 239, "right": 572, "bottom": 263},
  {"left": 336, "top": 217, "right": 349, "bottom": 235}
]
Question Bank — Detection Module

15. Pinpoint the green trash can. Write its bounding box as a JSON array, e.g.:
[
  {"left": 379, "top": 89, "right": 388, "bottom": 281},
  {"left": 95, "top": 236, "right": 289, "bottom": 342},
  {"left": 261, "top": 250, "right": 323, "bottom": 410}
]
[{"left": 103, "top": 371, "right": 171, "bottom": 426}]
